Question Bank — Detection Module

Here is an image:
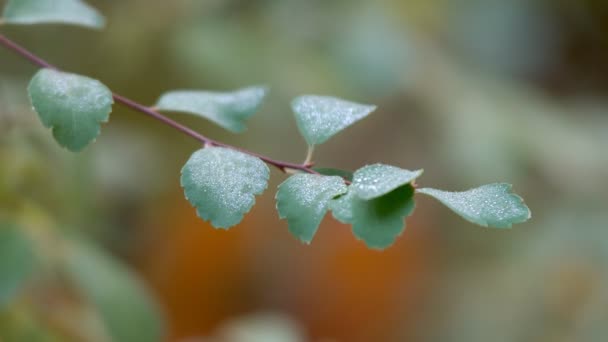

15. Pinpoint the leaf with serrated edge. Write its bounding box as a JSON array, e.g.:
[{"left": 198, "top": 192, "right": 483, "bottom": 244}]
[
  {"left": 276, "top": 174, "right": 347, "bottom": 243},
  {"left": 28, "top": 69, "right": 113, "bottom": 152},
  {"left": 0, "top": 223, "right": 36, "bottom": 307},
  {"left": 352, "top": 164, "right": 423, "bottom": 200},
  {"left": 2, "top": 0, "right": 105, "bottom": 29},
  {"left": 312, "top": 167, "right": 354, "bottom": 182},
  {"left": 181, "top": 147, "right": 269, "bottom": 229},
  {"left": 417, "top": 183, "right": 531, "bottom": 228},
  {"left": 292, "top": 95, "right": 376, "bottom": 146},
  {"left": 155, "top": 86, "right": 267, "bottom": 133},
  {"left": 330, "top": 185, "right": 415, "bottom": 250}
]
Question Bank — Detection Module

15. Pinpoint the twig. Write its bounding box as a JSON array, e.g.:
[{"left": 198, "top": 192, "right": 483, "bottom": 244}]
[{"left": 0, "top": 33, "right": 321, "bottom": 175}]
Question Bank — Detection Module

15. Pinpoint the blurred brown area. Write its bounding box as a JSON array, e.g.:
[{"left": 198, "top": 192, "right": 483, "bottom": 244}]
[
  {"left": 145, "top": 193, "right": 434, "bottom": 341},
  {"left": 2, "top": 0, "right": 608, "bottom": 341}
]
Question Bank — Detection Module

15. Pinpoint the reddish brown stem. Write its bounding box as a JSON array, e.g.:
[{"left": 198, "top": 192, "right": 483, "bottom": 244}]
[{"left": 0, "top": 33, "right": 320, "bottom": 175}]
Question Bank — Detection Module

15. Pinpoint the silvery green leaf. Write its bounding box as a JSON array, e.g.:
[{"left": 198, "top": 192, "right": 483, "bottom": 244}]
[
  {"left": 181, "top": 147, "right": 269, "bottom": 229},
  {"left": 28, "top": 69, "right": 113, "bottom": 151},
  {"left": 352, "top": 164, "right": 423, "bottom": 200},
  {"left": 417, "top": 183, "right": 531, "bottom": 228},
  {"left": 155, "top": 86, "right": 268, "bottom": 133},
  {"left": 330, "top": 185, "right": 415, "bottom": 250},
  {"left": 292, "top": 95, "right": 376, "bottom": 146},
  {"left": 276, "top": 174, "right": 347, "bottom": 243}
]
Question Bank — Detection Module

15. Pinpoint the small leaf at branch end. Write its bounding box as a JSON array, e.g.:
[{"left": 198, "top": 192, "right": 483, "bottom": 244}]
[
  {"left": 181, "top": 146, "right": 270, "bottom": 229},
  {"left": 155, "top": 86, "right": 268, "bottom": 133},
  {"left": 330, "top": 185, "right": 415, "bottom": 250},
  {"left": 276, "top": 174, "right": 347, "bottom": 243},
  {"left": 28, "top": 69, "right": 113, "bottom": 152},
  {"left": 65, "top": 240, "right": 164, "bottom": 342},
  {"left": 0, "top": 223, "right": 36, "bottom": 307},
  {"left": 312, "top": 167, "right": 354, "bottom": 182},
  {"left": 352, "top": 164, "right": 423, "bottom": 200},
  {"left": 292, "top": 95, "right": 376, "bottom": 146},
  {"left": 2, "top": 0, "right": 105, "bottom": 29},
  {"left": 417, "top": 183, "right": 531, "bottom": 228}
]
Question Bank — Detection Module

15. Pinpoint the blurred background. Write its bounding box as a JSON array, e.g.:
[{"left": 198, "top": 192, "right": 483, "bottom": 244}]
[{"left": 1, "top": 0, "right": 608, "bottom": 341}]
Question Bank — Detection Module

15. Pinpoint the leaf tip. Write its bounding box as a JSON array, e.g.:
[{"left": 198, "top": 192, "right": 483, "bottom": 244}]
[
  {"left": 417, "top": 183, "right": 531, "bottom": 229},
  {"left": 296, "top": 235, "right": 313, "bottom": 245}
]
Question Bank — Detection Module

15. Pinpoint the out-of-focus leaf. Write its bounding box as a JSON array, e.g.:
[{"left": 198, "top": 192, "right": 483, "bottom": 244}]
[
  {"left": 65, "top": 240, "right": 164, "bottom": 342},
  {"left": 28, "top": 69, "right": 113, "bottom": 152},
  {"left": 417, "top": 183, "right": 531, "bottom": 228},
  {"left": 1, "top": 0, "right": 105, "bottom": 29},
  {"left": 330, "top": 185, "right": 415, "bottom": 249},
  {"left": 449, "top": 0, "right": 555, "bottom": 77},
  {"left": 0, "top": 223, "right": 35, "bottom": 307},
  {"left": 276, "top": 174, "right": 347, "bottom": 243},
  {"left": 330, "top": 8, "right": 414, "bottom": 96},
  {"left": 181, "top": 147, "right": 269, "bottom": 229},
  {"left": 312, "top": 168, "right": 354, "bottom": 182},
  {"left": 292, "top": 95, "right": 376, "bottom": 146},
  {"left": 352, "top": 164, "right": 422, "bottom": 200},
  {"left": 217, "top": 312, "right": 305, "bottom": 342},
  {"left": 155, "top": 86, "right": 268, "bottom": 133}
]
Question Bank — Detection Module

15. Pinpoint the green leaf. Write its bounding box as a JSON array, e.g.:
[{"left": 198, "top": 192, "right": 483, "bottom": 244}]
[
  {"left": 352, "top": 164, "right": 423, "bottom": 200},
  {"left": 0, "top": 224, "right": 36, "bottom": 307},
  {"left": 292, "top": 95, "right": 376, "bottom": 146},
  {"left": 65, "top": 240, "right": 164, "bottom": 342},
  {"left": 28, "top": 69, "right": 113, "bottom": 152},
  {"left": 417, "top": 183, "right": 531, "bottom": 228},
  {"left": 1, "top": 0, "right": 105, "bottom": 29},
  {"left": 276, "top": 174, "right": 347, "bottom": 243},
  {"left": 181, "top": 147, "right": 270, "bottom": 228},
  {"left": 312, "top": 167, "right": 354, "bottom": 182},
  {"left": 330, "top": 185, "right": 415, "bottom": 250},
  {"left": 155, "top": 86, "right": 268, "bottom": 133}
]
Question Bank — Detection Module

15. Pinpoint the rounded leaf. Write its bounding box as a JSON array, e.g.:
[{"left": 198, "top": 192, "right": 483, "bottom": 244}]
[
  {"left": 155, "top": 86, "right": 268, "bottom": 133},
  {"left": 352, "top": 164, "right": 423, "bottom": 200},
  {"left": 28, "top": 69, "right": 113, "bottom": 151},
  {"left": 276, "top": 174, "right": 347, "bottom": 243},
  {"left": 417, "top": 183, "right": 531, "bottom": 228},
  {"left": 330, "top": 185, "right": 415, "bottom": 250},
  {"left": 181, "top": 147, "right": 270, "bottom": 229},
  {"left": 292, "top": 95, "right": 376, "bottom": 146},
  {"left": 2, "top": 0, "right": 105, "bottom": 29}
]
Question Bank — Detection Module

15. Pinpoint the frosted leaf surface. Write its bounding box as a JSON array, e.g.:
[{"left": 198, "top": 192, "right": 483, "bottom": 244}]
[
  {"left": 312, "top": 167, "right": 354, "bottom": 182},
  {"left": 155, "top": 86, "right": 268, "bottom": 133},
  {"left": 181, "top": 147, "right": 269, "bottom": 229},
  {"left": 417, "top": 183, "right": 531, "bottom": 228},
  {"left": 28, "top": 69, "right": 113, "bottom": 152},
  {"left": 2, "top": 0, "right": 105, "bottom": 29},
  {"left": 292, "top": 95, "right": 376, "bottom": 145},
  {"left": 330, "top": 185, "right": 415, "bottom": 250},
  {"left": 276, "top": 174, "right": 347, "bottom": 243},
  {"left": 352, "top": 164, "right": 423, "bottom": 200}
]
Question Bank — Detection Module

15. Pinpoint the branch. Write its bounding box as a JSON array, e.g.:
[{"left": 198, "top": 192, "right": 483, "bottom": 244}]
[{"left": 0, "top": 33, "right": 319, "bottom": 175}]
